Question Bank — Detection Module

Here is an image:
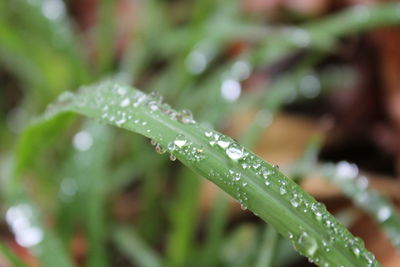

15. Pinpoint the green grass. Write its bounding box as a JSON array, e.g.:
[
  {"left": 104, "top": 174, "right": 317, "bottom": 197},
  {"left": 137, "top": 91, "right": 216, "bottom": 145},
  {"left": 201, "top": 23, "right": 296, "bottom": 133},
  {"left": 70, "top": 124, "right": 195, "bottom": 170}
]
[{"left": 14, "top": 80, "right": 379, "bottom": 266}]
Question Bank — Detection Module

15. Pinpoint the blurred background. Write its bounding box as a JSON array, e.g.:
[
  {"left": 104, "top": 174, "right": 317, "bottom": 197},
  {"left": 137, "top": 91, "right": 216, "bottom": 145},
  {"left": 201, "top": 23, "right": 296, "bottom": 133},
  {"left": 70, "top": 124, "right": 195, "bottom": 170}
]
[{"left": 1, "top": 0, "right": 400, "bottom": 266}]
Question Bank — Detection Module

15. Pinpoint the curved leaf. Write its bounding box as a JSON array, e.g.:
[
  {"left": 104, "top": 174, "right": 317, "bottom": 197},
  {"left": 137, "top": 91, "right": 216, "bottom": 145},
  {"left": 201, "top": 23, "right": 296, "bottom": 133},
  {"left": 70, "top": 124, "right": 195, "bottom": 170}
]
[{"left": 16, "top": 81, "right": 380, "bottom": 267}]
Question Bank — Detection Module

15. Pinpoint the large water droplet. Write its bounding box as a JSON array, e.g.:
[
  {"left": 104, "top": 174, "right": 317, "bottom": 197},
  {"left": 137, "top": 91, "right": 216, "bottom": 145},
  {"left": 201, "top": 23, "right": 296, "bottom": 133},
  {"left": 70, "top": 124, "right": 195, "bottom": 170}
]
[
  {"left": 336, "top": 161, "right": 358, "bottom": 180},
  {"left": 174, "top": 134, "right": 187, "bottom": 148},
  {"left": 41, "top": 0, "right": 66, "bottom": 21},
  {"left": 217, "top": 140, "right": 230, "bottom": 149},
  {"left": 179, "top": 109, "right": 196, "bottom": 124},
  {"left": 297, "top": 232, "right": 318, "bottom": 257},
  {"left": 311, "top": 203, "right": 325, "bottom": 220},
  {"left": 226, "top": 144, "right": 244, "bottom": 160},
  {"left": 377, "top": 206, "right": 391, "bottom": 222},
  {"left": 221, "top": 79, "right": 241, "bottom": 102}
]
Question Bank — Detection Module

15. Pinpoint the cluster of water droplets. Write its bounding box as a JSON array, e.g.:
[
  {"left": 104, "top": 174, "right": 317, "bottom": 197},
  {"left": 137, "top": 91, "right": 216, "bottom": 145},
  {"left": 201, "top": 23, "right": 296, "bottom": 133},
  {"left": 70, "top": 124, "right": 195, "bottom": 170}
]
[
  {"left": 50, "top": 82, "right": 205, "bottom": 163},
  {"left": 202, "top": 148, "right": 380, "bottom": 266},
  {"left": 163, "top": 134, "right": 205, "bottom": 163},
  {"left": 68, "top": 82, "right": 197, "bottom": 128},
  {"left": 323, "top": 161, "right": 400, "bottom": 247},
  {"left": 6, "top": 203, "right": 44, "bottom": 248}
]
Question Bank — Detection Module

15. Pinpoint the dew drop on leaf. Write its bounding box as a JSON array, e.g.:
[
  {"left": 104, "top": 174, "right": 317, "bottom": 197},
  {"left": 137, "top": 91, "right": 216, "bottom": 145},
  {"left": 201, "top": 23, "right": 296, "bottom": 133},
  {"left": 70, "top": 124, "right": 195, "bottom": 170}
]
[
  {"left": 297, "top": 232, "right": 318, "bottom": 257},
  {"left": 120, "top": 98, "right": 131, "bottom": 107},
  {"left": 169, "top": 154, "right": 177, "bottom": 161},
  {"left": 174, "top": 134, "right": 187, "bottom": 148},
  {"left": 226, "top": 144, "right": 244, "bottom": 160}
]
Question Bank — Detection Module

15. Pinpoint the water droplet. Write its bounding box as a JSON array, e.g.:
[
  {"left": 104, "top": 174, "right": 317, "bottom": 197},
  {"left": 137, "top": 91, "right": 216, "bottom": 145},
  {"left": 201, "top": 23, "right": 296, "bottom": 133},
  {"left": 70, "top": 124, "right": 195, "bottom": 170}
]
[
  {"left": 174, "top": 134, "right": 187, "bottom": 148},
  {"left": 290, "top": 198, "right": 300, "bottom": 208},
  {"left": 167, "top": 142, "right": 177, "bottom": 151},
  {"left": 155, "top": 144, "right": 166, "bottom": 154},
  {"left": 221, "top": 79, "right": 241, "bottom": 102},
  {"left": 149, "top": 91, "right": 163, "bottom": 103},
  {"left": 262, "top": 169, "right": 271, "bottom": 178},
  {"left": 133, "top": 94, "right": 147, "bottom": 107},
  {"left": 73, "top": 131, "right": 93, "bottom": 151},
  {"left": 185, "top": 42, "right": 215, "bottom": 74},
  {"left": 226, "top": 144, "right": 244, "bottom": 160},
  {"left": 241, "top": 163, "right": 249, "bottom": 169},
  {"left": 41, "top": 0, "right": 66, "bottom": 21},
  {"left": 299, "top": 74, "right": 321, "bottom": 99},
  {"left": 288, "top": 232, "right": 294, "bottom": 239},
  {"left": 217, "top": 140, "right": 230, "bottom": 149},
  {"left": 120, "top": 98, "right": 131, "bottom": 107},
  {"left": 179, "top": 109, "right": 196, "bottom": 124},
  {"left": 377, "top": 206, "right": 391, "bottom": 222},
  {"left": 204, "top": 131, "right": 213, "bottom": 138},
  {"left": 117, "top": 86, "right": 127, "bottom": 95},
  {"left": 116, "top": 117, "right": 126, "bottom": 126},
  {"left": 311, "top": 203, "right": 326, "bottom": 220},
  {"left": 186, "top": 51, "right": 208, "bottom": 74},
  {"left": 280, "top": 186, "right": 287, "bottom": 195},
  {"left": 169, "top": 154, "right": 177, "bottom": 161},
  {"left": 363, "top": 251, "right": 375, "bottom": 265},
  {"left": 252, "top": 163, "right": 261, "bottom": 170},
  {"left": 231, "top": 60, "right": 251, "bottom": 81},
  {"left": 290, "top": 28, "right": 310, "bottom": 48},
  {"left": 6, "top": 204, "right": 43, "bottom": 248},
  {"left": 57, "top": 91, "right": 74, "bottom": 103},
  {"left": 147, "top": 100, "right": 159, "bottom": 111},
  {"left": 352, "top": 246, "right": 361, "bottom": 257},
  {"left": 296, "top": 232, "right": 318, "bottom": 257},
  {"left": 336, "top": 161, "right": 358, "bottom": 180},
  {"left": 356, "top": 176, "right": 368, "bottom": 190}
]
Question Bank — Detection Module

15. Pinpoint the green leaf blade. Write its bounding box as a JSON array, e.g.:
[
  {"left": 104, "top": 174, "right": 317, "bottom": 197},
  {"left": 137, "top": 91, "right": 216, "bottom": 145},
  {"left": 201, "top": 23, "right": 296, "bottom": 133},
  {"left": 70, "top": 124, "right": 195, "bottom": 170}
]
[{"left": 21, "top": 81, "right": 380, "bottom": 267}]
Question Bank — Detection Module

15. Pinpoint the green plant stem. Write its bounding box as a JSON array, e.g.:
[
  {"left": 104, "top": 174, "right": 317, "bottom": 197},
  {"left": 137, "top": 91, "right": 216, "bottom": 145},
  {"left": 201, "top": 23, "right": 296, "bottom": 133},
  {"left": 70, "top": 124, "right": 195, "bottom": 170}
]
[{"left": 254, "top": 226, "right": 279, "bottom": 267}]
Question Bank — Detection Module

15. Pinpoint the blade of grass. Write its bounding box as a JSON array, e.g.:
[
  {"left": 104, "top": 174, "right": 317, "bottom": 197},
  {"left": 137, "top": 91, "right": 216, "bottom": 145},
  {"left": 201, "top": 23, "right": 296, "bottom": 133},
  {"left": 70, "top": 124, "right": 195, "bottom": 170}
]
[
  {"left": 253, "top": 3, "right": 400, "bottom": 67},
  {"left": 320, "top": 162, "right": 400, "bottom": 249},
  {"left": 78, "top": 122, "right": 112, "bottom": 267},
  {"left": 4, "top": 199, "right": 74, "bottom": 267},
  {"left": 97, "top": 0, "right": 116, "bottom": 75},
  {"left": 296, "top": 137, "right": 400, "bottom": 249},
  {"left": 112, "top": 225, "right": 162, "bottom": 267},
  {"left": 15, "top": 81, "right": 381, "bottom": 267},
  {"left": 199, "top": 192, "right": 230, "bottom": 267},
  {"left": 254, "top": 226, "right": 279, "bottom": 267},
  {"left": 137, "top": 171, "right": 165, "bottom": 243},
  {"left": 221, "top": 223, "right": 258, "bottom": 266},
  {"left": 0, "top": 241, "right": 28, "bottom": 267},
  {"left": 166, "top": 168, "right": 200, "bottom": 267}
]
